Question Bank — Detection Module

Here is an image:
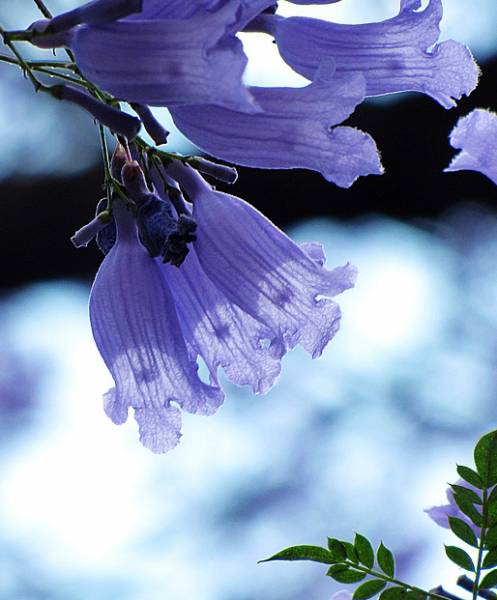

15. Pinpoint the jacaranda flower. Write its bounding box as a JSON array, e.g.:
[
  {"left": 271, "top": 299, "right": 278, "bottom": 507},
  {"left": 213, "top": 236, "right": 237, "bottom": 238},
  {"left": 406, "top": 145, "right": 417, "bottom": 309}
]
[
  {"left": 169, "top": 60, "right": 382, "bottom": 188},
  {"left": 30, "top": 0, "right": 266, "bottom": 111},
  {"left": 85, "top": 156, "right": 356, "bottom": 452},
  {"left": 446, "top": 109, "right": 497, "bottom": 185},
  {"left": 253, "top": 0, "right": 479, "bottom": 109},
  {"left": 28, "top": 0, "right": 381, "bottom": 187},
  {"left": 28, "top": 0, "right": 479, "bottom": 188}
]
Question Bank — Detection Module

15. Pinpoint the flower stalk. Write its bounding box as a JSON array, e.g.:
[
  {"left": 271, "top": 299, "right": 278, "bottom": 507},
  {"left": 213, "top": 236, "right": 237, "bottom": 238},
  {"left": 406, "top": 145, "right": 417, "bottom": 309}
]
[{"left": 33, "top": 0, "right": 53, "bottom": 19}]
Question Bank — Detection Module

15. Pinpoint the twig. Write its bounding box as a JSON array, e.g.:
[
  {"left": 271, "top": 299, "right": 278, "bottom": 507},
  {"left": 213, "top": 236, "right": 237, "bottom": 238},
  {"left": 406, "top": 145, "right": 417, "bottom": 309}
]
[{"left": 33, "top": 0, "right": 53, "bottom": 18}]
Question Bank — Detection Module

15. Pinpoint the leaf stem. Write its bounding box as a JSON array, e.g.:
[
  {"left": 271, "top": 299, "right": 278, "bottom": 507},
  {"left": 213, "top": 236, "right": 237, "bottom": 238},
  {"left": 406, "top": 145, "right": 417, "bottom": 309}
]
[
  {"left": 339, "top": 560, "right": 448, "bottom": 600},
  {"left": 31, "top": 66, "right": 86, "bottom": 86},
  {"left": 134, "top": 136, "right": 185, "bottom": 163},
  {"left": 474, "top": 487, "right": 489, "bottom": 600},
  {"left": 98, "top": 126, "right": 128, "bottom": 205},
  {"left": 0, "top": 54, "right": 90, "bottom": 87},
  {"left": 0, "top": 54, "right": 73, "bottom": 69},
  {"left": 99, "top": 124, "right": 112, "bottom": 182},
  {"left": 0, "top": 26, "right": 49, "bottom": 93}
]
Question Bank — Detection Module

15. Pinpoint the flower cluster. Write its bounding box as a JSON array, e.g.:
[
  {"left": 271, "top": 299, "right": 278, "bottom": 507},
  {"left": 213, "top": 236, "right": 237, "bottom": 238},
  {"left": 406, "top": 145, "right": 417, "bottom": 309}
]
[
  {"left": 82, "top": 149, "right": 356, "bottom": 452},
  {"left": 19, "top": 0, "right": 482, "bottom": 452},
  {"left": 29, "top": 0, "right": 479, "bottom": 188}
]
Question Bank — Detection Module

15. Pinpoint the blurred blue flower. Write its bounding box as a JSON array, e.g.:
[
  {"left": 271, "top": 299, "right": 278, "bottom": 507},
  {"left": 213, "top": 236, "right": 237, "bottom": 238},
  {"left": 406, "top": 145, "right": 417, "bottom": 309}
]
[
  {"left": 0, "top": 347, "right": 38, "bottom": 430},
  {"left": 425, "top": 479, "right": 481, "bottom": 538}
]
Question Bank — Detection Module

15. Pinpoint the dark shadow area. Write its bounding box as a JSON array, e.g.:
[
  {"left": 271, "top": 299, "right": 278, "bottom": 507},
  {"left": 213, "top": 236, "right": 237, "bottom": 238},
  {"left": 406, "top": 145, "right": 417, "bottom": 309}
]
[{"left": 1, "top": 56, "right": 496, "bottom": 291}]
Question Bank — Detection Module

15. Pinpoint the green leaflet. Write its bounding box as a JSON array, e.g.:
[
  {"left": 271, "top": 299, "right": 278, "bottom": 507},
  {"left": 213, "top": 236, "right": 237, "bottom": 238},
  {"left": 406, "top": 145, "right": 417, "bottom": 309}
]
[
  {"left": 480, "top": 568, "right": 497, "bottom": 589},
  {"left": 482, "top": 547, "right": 497, "bottom": 569},
  {"left": 259, "top": 545, "right": 334, "bottom": 564},
  {"left": 341, "top": 540, "right": 359, "bottom": 563},
  {"left": 453, "top": 492, "right": 483, "bottom": 528},
  {"left": 450, "top": 484, "right": 482, "bottom": 505},
  {"left": 403, "top": 591, "right": 426, "bottom": 600},
  {"left": 488, "top": 499, "right": 497, "bottom": 528},
  {"left": 380, "top": 587, "right": 406, "bottom": 600},
  {"left": 487, "top": 486, "right": 497, "bottom": 505},
  {"left": 328, "top": 538, "right": 347, "bottom": 562},
  {"left": 445, "top": 545, "right": 475, "bottom": 571},
  {"left": 485, "top": 523, "right": 497, "bottom": 549},
  {"left": 448, "top": 516, "right": 478, "bottom": 547},
  {"left": 353, "top": 580, "right": 387, "bottom": 600},
  {"left": 457, "top": 465, "right": 484, "bottom": 490},
  {"left": 377, "top": 543, "right": 395, "bottom": 577},
  {"left": 355, "top": 533, "right": 375, "bottom": 569},
  {"left": 474, "top": 431, "right": 497, "bottom": 488},
  {"left": 327, "top": 565, "right": 366, "bottom": 584}
]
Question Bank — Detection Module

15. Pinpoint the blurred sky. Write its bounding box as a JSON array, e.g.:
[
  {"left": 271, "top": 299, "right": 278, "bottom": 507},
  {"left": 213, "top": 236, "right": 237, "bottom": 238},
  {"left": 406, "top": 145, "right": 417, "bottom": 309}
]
[{"left": 1, "top": 1, "right": 497, "bottom": 600}]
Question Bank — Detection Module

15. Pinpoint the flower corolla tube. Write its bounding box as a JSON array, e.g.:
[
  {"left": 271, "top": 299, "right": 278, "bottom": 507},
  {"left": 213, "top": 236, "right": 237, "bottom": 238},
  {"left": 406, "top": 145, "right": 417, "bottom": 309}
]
[{"left": 86, "top": 157, "right": 356, "bottom": 452}]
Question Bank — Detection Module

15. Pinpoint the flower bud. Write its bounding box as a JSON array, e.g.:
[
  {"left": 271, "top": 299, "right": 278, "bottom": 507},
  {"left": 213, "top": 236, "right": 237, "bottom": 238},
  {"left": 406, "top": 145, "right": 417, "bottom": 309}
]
[
  {"left": 188, "top": 157, "right": 238, "bottom": 184},
  {"left": 41, "top": 0, "right": 143, "bottom": 35},
  {"left": 54, "top": 85, "right": 141, "bottom": 139},
  {"left": 131, "top": 104, "right": 169, "bottom": 146},
  {"left": 121, "top": 160, "right": 151, "bottom": 203}
]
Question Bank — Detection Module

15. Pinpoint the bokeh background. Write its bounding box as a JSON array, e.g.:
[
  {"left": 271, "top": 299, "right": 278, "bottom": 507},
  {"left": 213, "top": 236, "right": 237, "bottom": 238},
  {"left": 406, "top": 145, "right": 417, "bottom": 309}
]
[{"left": 1, "top": 1, "right": 497, "bottom": 599}]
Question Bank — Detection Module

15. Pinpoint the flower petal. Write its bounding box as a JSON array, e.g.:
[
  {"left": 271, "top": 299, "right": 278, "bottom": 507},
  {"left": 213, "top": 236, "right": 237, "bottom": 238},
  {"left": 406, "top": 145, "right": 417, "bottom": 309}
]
[
  {"left": 263, "top": 0, "right": 479, "bottom": 108},
  {"left": 90, "top": 203, "right": 224, "bottom": 453},
  {"left": 285, "top": 0, "right": 340, "bottom": 4},
  {"left": 170, "top": 62, "right": 382, "bottom": 188},
  {"left": 424, "top": 503, "right": 457, "bottom": 529},
  {"left": 171, "top": 166, "right": 357, "bottom": 358},
  {"left": 131, "top": 103, "right": 169, "bottom": 145},
  {"left": 163, "top": 249, "right": 282, "bottom": 394},
  {"left": 137, "top": 0, "right": 275, "bottom": 33},
  {"left": 55, "top": 84, "right": 141, "bottom": 139},
  {"left": 445, "top": 109, "right": 497, "bottom": 185},
  {"left": 70, "top": 4, "right": 258, "bottom": 110}
]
